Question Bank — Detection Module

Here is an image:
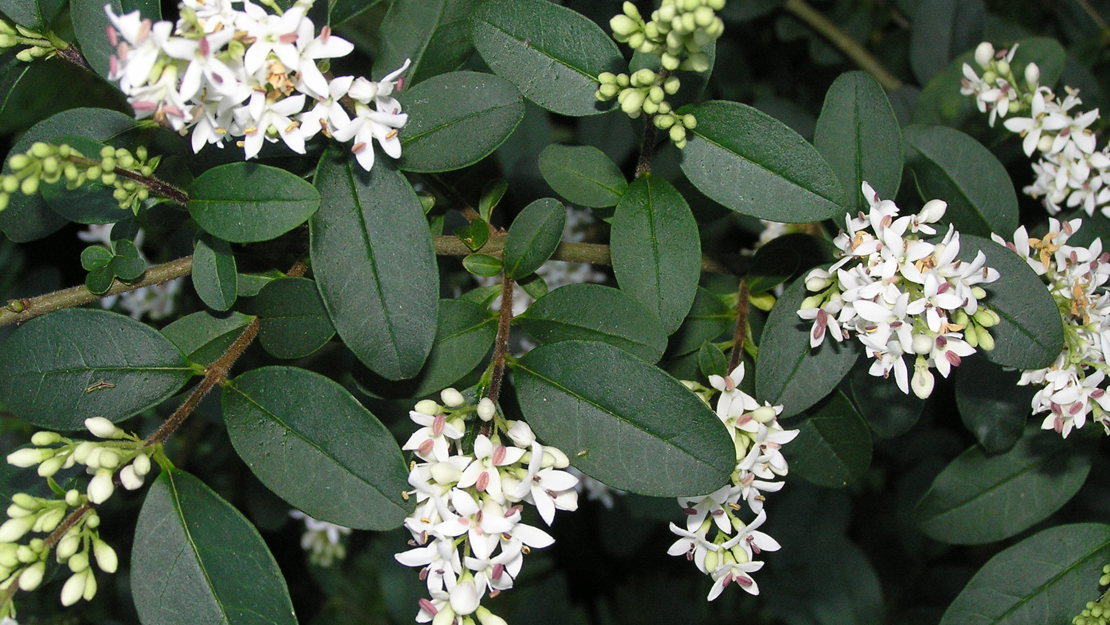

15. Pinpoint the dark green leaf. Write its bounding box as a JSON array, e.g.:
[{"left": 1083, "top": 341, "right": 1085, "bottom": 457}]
[
  {"left": 192, "top": 234, "right": 238, "bottom": 312},
  {"left": 222, "top": 367, "right": 412, "bottom": 529},
  {"left": 940, "top": 523, "right": 1110, "bottom": 625},
  {"left": 189, "top": 163, "right": 320, "bottom": 243},
  {"left": 255, "top": 277, "right": 335, "bottom": 359},
  {"left": 666, "top": 287, "right": 734, "bottom": 357},
  {"left": 786, "top": 391, "right": 872, "bottom": 488},
  {"left": 237, "top": 271, "right": 283, "bottom": 297},
  {"left": 813, "top": 71, "right": 903, "bottom": 212},
  {"left": 311, "top": 152, "right": 439, "bottom": 380},
  {"left": 680, "top": 100, "right": 847, "bottom": 222},
  {"left": 478, "top": 179, "right": 508, "bottom": 222},
  {"left": 80, "top": 246, "right": 113, "bottom": 271},
  {"left": 73, "top": 0, "right": 162, "bottom": 79},
  {"left": 162, "top": 311, "right": 254, "bottom": 365},
  {"left": 517, "top": 283, "right": 668, "bottom": 362},
  {"left": 109, "top": 254, "right": 146, "bottom": 281},
  {"left": 0, "top": 0, "right": 64, "bottom": 29},
  {"left": 463, "top": 253, "right": 503, "bottom": 277},
  {"left": 746, "top": 233, "right": 836, "bottom": 295},
  {"left": 849, "top": 362, "right": 924, "bottom": 438},
  {"left": 915, "top": 430, "right": 1094, "bottom": 544},
  {"left": 374, "top": 0, "right": 479, "bottom": 85},
  {"left": 518, "top": 272, "right": 548, "bottom": 300},
  {"left": 696, "top": 341, "right": 728, "bottom": 378},
  {"left": 470, "top": 0, "right": 623, "bottom": 116},
  {"left": 132, "top": 469, "right": 297, "bottom": 625},
  {"left": 84, "top": 266, "right": 115, "bottom": 295},
  {"left": 0, "top": 309, "right": 193, "bottom": 429},
  {"left": 511, "top": 340, "right": 734, "bottom": 496},
  {"left": 538, "top": 144, "right": 628, "bottom": 208},
  {"left": 904, "top": 125, "right": 1018, "bottom": 236},
  {"left": 959, "top": 235, "right": 1064, "bottom": 370},
  {"left": 610, "top": 175, "right": 701, "bottom": 334},
  {"left": 455, "top": 219, "right": 490, "bottom": 252},
  {"left": 40, "top": 136, "right": 129, "bottom": 224},
  {"left": 397, "top": 71, "right": 524, "bottom": 173},
  {"left": 328, "top": 0, "right": 381, "bottom": 25},
  {"left": 503, "top": 198, "right": 565, "bottom": 280},
  {"left": 755, "top": 278, "right": 858, "bottom": 417},
  {"left": 955, "top": 357, "right": 1033, "bottom": 453},
  {"left": 908, "top": 0, "right": 984, "bottom": 84}
]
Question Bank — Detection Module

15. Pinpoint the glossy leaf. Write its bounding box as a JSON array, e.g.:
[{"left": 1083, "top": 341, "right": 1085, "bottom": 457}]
[
  {"left": 463, "top": 253, "right": 503, "bottom": 277},
  {"left": 131, "top": 469, "right": 297, "bottom": 625},
  {"left": 755, "top": 278, "right": 858, "bottom": 417},
  {"left": 397, "top": 71, "right": 525, "bottom": 173},
  {"left": 192, "top": 234, "right": 238, "bottom": 312},
  {"left": 786, "top": 391, "right": 872, "bottom": 488},
  {"left": 610, "top": 175, "right": 701, "bottom": 334},
  {"left": 955, "top": 357, "right": 1033, "bottom": 454},
  {"left": 538, "top": 144, "right": 628, "bottom": 208},
  {"left": 72, "top": 0, "right": 162, "bottom": 79},
  {"left": 849, "top": 362, "right": 923, "bottom": 438},
  {"left": 470, "top": 0, "right": 623, "bottom": 116},
  {"left": 222, "top": 367, "right": 412, "bottom": 529},
  {"left": 904, "top": 125, "right": 1018, "bottom": 236},
  {"left": 503, "top": 198, "right": 565, "bottom": 280},
  {"left": 960, "top": 235, "right": 1064, "bottom": 370},
  {"left": 255, "top": 277, "right": 335, "bottom": 360},
  {"left": 940, "top": 523, "right": 1110, "bottom": 625},
  {"left": 908, "top": 0, "right": 984, "bottom": 85},
  {"left": 666, "top": 287, "right": 734, "bottom": 358},
  {"left": 696, "top": 341, "right": 728, "bottom": 378},
  {"left": 915, "top": 430, "right": 1094, "bottom": 544},
  {"left": 455, "top": 219, "right": 490, "bottom": 252},
  {"left": 813, "top": 71, "right": 903, "bottom": 212},
  {"left": 162, "top": 311, "right": 254, "bottom": 365},
  {"left": 374, "top": 0, "right": 479, "bottom": 85},
  {"left": 311, "top": 152, "right": 439, "bottom": 380},
  {"left": 189, "top": 163, "right": 320, "bottom": 243},
  {"left": 0, "top": 309, "right": 193, "bottom": 429},
  {"left": 746, "top": 233, "right": 835, "bottom": 295},
  {"left": 517, "top": 283, "right": 668, "bottom": 362},
  {"left": 680, "top": 101, "right": 847, "bottom": 222},
  {"left": 40, "top": 136, "right": 128, "bottom": 224},
  {"left": 511, "top": 341, "right": 734, "bottom": 496},
  {"left": 0, "top": 0, "right": 65, "bottom": 29}
]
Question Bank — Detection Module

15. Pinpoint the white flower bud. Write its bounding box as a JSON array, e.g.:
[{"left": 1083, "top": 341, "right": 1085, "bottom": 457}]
[
  {"left": 30, "top": 431, "right": 61, "bottom": 446},
  {"left": 414, "top": 399, "right": 440, "bottom": 415},
  {"left": 804, "top": 273, "right": 830, "bottom": 292},
  {"left": 85, "top": 447, "right": 103, "bottom": 469},
  {"left": 119, "top": 465, "right": 144, "bottom": 490},
  {"left": 85, "top": 417, "right": 122, "bottom": 439},
  {"left": 440, "top": 388, "right": 465, "bottom": 408},
  {"left": 93, "top": 539, "right": 117, "bottom": 573},
  {"left": 6, "top": 448, "right": 51, "bottom": 468},
  {"left": 477, "top": 398, "right": 496, "bottom": 422},
  {"left": 83, "top": 569, "right": 98, "bottom": 601},
  {"left": 1024, "top": 62, "right": 1040, "bottom": 87},
  {"left": 911, "top": 365, "right": 935, "bottom": 399},
  {"left": 97, "top": 449, "right": 122, "bottom": 470},
  {"left": 912, "top": 334, "right": 933, "bottom": 355},
  {"left": 544, "top": 447, "right": 570, "bottom": 469},
  {"left": 475, "top": 607, "right": 509, "bottom": 625},
  {"left": 10, "top": 493, "right": 38, "bottom": 512},
  {"left": 752, "top": 405, "right": 778, "bottom": 424},
  {"left": 64, "top": 489, "right": 82, "bottom": 507},
  {"left": 974, "top": 42, "right": 995, "bottom": 68},
  {"left": 918, "top": 199, "right": 947, "bottom": 223},
  {"left": 18, "top": 561, "right": 45, "bottom": 591},
  {"left": 16, "top": 545, "right": 35, "bottom": 563},
  {"left": 56, "top": 534, "right": 80, "bottom": 562},
  {"left": 0, "top": 544, "right": 18, "bottom": 568},
  {"left": 72, "top": 442, "right": 96, "bottom": 464},
  {"left": 449, "top": 576, "right": 481, "bottom": 615},
  {"left": 68, "top": 552, "right": 89, "bottom": 573},
  {"left": 507, "top": 421, "right": 536, "bottom": 447},
  {"left": 0, "top": 517, "right": 33, "bottom": 543},
  {"left": 60, "top": 570, "right": 88, "bottom": 607},
  {"left": 37, "top": 455, "right": 65, "bottom": 477},
  {"left": 429, "top": 462, "right": 462, "bottom": 485},
  {"left": 132, "top": 452, "right": 151, "bottom": 476},
  {"left": 432, "top": 606, "right": 458, "bottom": 625},
  {"left": 87, "top": 469, "right": 115, "bottom": 504},
  {"left": 34, "top": 506, "right": 64, "bottom": 533}
]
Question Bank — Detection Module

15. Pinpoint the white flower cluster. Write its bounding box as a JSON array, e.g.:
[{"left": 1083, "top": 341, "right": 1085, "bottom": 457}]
[
  {"left": 396, "top": 388, "right": 579, "bottom": 625},
  {"left": 961, "top": 42, "right": 1110, "bottom": 217},
  {"left": 992, "top": 218, "right": 1110, "bottom": 437},
  {"left": 78, "top": 225, "right": 182, "bottom": 320},
  {"left": 105, "top": 0, "right": 409, "bottom": 170},
  {"left": 289, "top": 510, "right": 350, "bottom": 567},
  {"left": 670, "top": 365, "right": 796, "bottom": 600},
  {"left": 798, "top": 183, "right": 1001, "bottom": 398}
]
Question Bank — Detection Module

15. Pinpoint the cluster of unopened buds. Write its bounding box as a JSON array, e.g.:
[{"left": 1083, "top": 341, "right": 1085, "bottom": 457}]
[
  {"left": 0, "top": 19, "right": 63, "bottom": 63},
  {"left": 798, "top": 182, "right": 1000, "bottom": 399},
  {"left": 992, "top": 218, "right": 1110, "bottom": 438},
  {"left": 396, "top": 388, "right": 578, "bottom": 625},
  {"left": 1073, "top": 564, "right": 1110, "bottom": 625},
  {"left": 0, "top": 143, "right": 159, "bottom": 213},
  {"left": 673, "top": 365, "right": 795, "bottom": 600},
  {"left": 598, "top": 0, "right": 725, "bottom": 148},
  {"left": 961, "top": 41, "right": 1110, "bottom": 217},
  {"left": 0, "top": 417, "right": 153, "bottom": 613},
  {"left": 105, "top": 0, "right": 409, "bottom": 171}
]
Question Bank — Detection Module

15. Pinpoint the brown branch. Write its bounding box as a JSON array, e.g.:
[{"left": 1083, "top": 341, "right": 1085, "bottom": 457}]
[
  {"left": 727, "top": 280, "right": 750, "bottom": 372},
  {"left": 111, "top": 167, "right": 190, "bottom": 206},
  {"left": 636, "top": 117, "right": 659, "bottom": 178},
  {"left": 485, "top": 272, "right": 514, "bottom": 404},
  {"left": 782, "top": 0, "right": 903, "bottom": 91},
  {"left": 53, "top": 45, "right": 93, "bottom": 73}
]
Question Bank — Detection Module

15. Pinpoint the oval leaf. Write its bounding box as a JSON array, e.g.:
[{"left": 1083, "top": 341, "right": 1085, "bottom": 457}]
[
  {"left": 192, "top": 234, "right": 238, "bottom": 312},
  {"left": 517, "top": 283, "right": 669, "bottom": 362},
  {"left": 222, "top": 366, "right": 412, "bottom": 529},
  {"left": 470, "top": 0, "right": 623, "bottom": 116},
  {"left": 538, "top": 144, "right": 628, "bottom": 208},
  {"left": 611, "top": 175, "right": 701, "bottom": 334},
  {"left": 848, "top": 362, "right": 924, "bottom": 438},
  {"left": 785, "top": 391, "right": 872, "bottom": 488},
  {"left": 940, "top": 523, "right": 1110, "bottom": 625},
  {"left": 915, "top": 429, "right": 1094, "bottom": 545},
  {"left": 374, "top": 0, "right": 479, "bottom": 85},
  {"left": 162, "top": 311, "right": 254, "bottom": 365},
  {"left": 680, "top": 100, "right": 847, "bottom": 222},
  {"left": 503, "top": 198, "right": 565, "bottom": 280},
  {"left": 189, "top": 163, "right": 321, "bottom": 243},
  {"left": 954, "top": 356, "right": 1033, "bottom": 454},
  {"left": 908, "top": 0, "right": 984, "bottom": 85},
  {"left": 0, "top": 309, "right": 193, "bottom": 429},
  {"left": 255, "top": 277, "right": 335, "bottom": 360},
  {"left": 397, "top": 71, "right": 525, "bottom": 173},
  {"left": 311, "top": 152, "right": 439, "bottom": 380},
  {"left": 131, "top": 469, "right": 297, "bottom": 625},
  {"left": 666, "top": 287, "right": 734, "bottom": 358},
  {"left": 510, "top": 340, "right": 734, "bottom": 496}
]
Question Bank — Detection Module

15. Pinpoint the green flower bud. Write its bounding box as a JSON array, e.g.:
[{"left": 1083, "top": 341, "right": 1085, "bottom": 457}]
[
  {"left": 663, "top": 76, "right": 681, "bottom": 94},
  {"left": 964, "top": 326, "right": 979, "bottom": 348},
  {"left": 995, "top": 59, "right": 1010, "bottom": 76},
  {"left": 18, "top": 561, "right": 45, "bottom": 591},
  {"left": 657, "top": 101, "right": 672, "bottom": 114},
  {"left": 657, "top": 4, "right": 676, "bottom": 22},
  {"left": 682, "top": 52, "right": 710, "bottom": 72},
  {"left": 64, "top": 489, "right": 81, "bottom": 507},
  {"left": 619, "top": 89, "right": 646, "bottom": 116},
  {"left": 118, "top": 152, "right": 135, "bottom": 169},
  {"left": 56, "top": 534, "right": 80, "bottom": 562},
  {"left": 644, "top": 21, "right": 660, "bottom": 39},
  {"left": 93, "top": 539, "right": 118, "bottom": 573},
  {"left": 654, "top": 114, "right": 676, "bottom": 130},
  {"left": 682, "top": 114, "right": 697, "bottom": 129},
  {"left": 682, "top": 0, "right": 700, "bottom": 11},
  {"left": 29, "top": 142, "right": 52, "bottom": 158},
  {"left": 648, "top": 85, "right": 665, "bottom": 103},
  {"left": 973, "top": 308, "right": 1000, "bottom": 327},
  {"left": 101, "top": 172, "right": 117, "bottom": 186},
  {"left": 631, "top": 68, "right": 655, "bottom": 87},
  {"left": 1, "top": 175, "right": 17, "bottom": 194},
  {"left": 694, "top": 5, "right": 715, "bottom": 27},
  {"left": 622, "top": 1, "right": 641, "bottom": 20},
  {"left": 669, "top": 124, "right": 687, "bottom": 144},
  {"left": 8, "top": 154, "right": 29, "bottom": 170},
  {"left": 661, "top": 52, "right": 680, "bottom": 71},
  {"left": 642, "top": 99, "right": 659, "bottom": 115},
  {"left": 135, "top": 146, "right": 147, "bottom": 160},
  {"left": 680, "top": 12, "right": 697, "bottom": 33},
  {"left": 596, "top": 83, "right": 619, "bottom": 100},
  {"left": 69, "top": 551, "right": 90, "bottom": 573},
  {"left": 976, "top": 326, "right": 995, "bottom": 351},
  {"left": 64, "top": 163, "right": 80, "bottom": 181},
  {"left": 627, "top": 32, "right": 645, "bottom": 49},
  {"left": 86, "top": 165, "right": 102, "bottom": 180},
  {"left": 36, "top": 455, "right": 64, "bottom": 478},
  {"left": 610, "top": 14, "right": 639, "bottom": 38},
  {"left": 15, "top": 49, "right": 35, "bottom": 62},
  {"left": 136, "top": 188, "right": 150, "bottom": 201},
  {"left": 10, "top": 493, "right": 38, "bottom": 512},
  {"left": 101, "top": 157, "right": 116, "bottom": 172}
]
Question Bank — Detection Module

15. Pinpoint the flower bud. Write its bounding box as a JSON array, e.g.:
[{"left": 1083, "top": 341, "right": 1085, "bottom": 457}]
[
  {"left": 68, "top": 551, "right": 89, "bottom": 573},
  {"left": 56, "top": 534, "right": 80, "bottom": 562},
  {"left": 88, "top": 468, "right": 115, "bottom": 504},
  {"left": 918, "top": 199, "right": 947, "bottom": 223},
  {"left": 545, "top": 446, "right": 570, "bottom": 468},
  {"left": 971, "top": 286, "right": 987, "bottom": 300},
  {"left": 414, "top": 399, "right": 440, "bottom": 415},
  {"left": 6, "top": 447, "right": 51, "bottom": 468},
  {"left": 974, "top": 42, "right": 995, "bottom": 68},
  {"left": 704, "top": 549, "right": 719, "bottom": 571},
  {"left": 97, "top": 449, "right": 122, "bottom": 470},
  {"left": 0, "top": 517, "right": 33, "bottom": 543},
  {"left": 610, "top": 14, "right": 639, "bottom": 38},
  {"left": 119, "top": 465, "right": 143, "bottom": 490},
  {"left": 65, "top": 489, "right": 82, "bottom": 507},
  {"left": 34, "top": 507, "right": 64, "bottom": 534},
  {"left": 669, "top": 124, "right": 686, "bottom": 144},
  {"left": 60, "top": 570, "right": 88, "bottom": 607},
  {"left": 1024, "top": 62, "right": 1040, "bottom": 88},
  {"left": 654, "top": 114, "right": 676, "bottom": 130},
  {"left": 93, "top": 539, "right": 117, "bottom": 573},
  {"left": 1, "top": 176, "right": 17, "bottom": 193},
  {"left": 752, "top": 405, "right": 778, "bottom": 424},
  {"left": 440, "top": 388, "right": 465, "bottom": 408},
  {"left": 912, "top": 334, "right": 933, "bottom": 355},
  {"left": 620, "top": 89, "right": 645, "bottom": 116},
  {"left": 132, "top": 452, "right": 151, "bottom": 476},
  {"left": 976, "top": 326, "right": 995, "bottom": 351},
  {"left": 430, "top": 461, "right": 462, "bottom": 485},
  {"left": 19, "top": 561, "right": 45, "bottom": 591},
  {"left": 622, "top": 1, "right": 641, "bottom": 20},
  {"left": 432, "top": 606, "right": 458, "bottom": 625},
  {"left": 507, "top": 421, "right": 536, "bottom": 447},
  {"left": 631, "top": 68, "right": 655, "bottom": 87},
  {"left": 72, "top": 441, "right": 95, "bottom": 464},
  {"left": 477, "top": 398, "right": 496, "bottom": 422},
  {"left": 804, "top": 273, "right": 830, "bottom": 292},
  {"left": 910, "top": 364, "right": 935, "bottom": 399},
  {"left": 660, "top": 52, "right": 680, "bottom": 71},
  {"left": 10, "top": 493, "right": 38, "bottom": 512},
  {"left": 449, "top": 575, "right": 481, "bottom": 615},
  {"left": 475, "top": 607, "right": 508, "bottom": 625}
]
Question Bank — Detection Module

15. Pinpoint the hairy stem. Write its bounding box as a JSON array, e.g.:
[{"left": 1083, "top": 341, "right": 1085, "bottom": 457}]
[
  {"left": 635, "top": 116, "right": 659, "bottom": 178},
  {"left": 782, "top": 0, "right": 903, "bottom": 91},
  {"left": 485, "top": 272, "right": 515, "bottom": 404},
  {"left": 53, "top": 44, "right": 93, "bottom": 73},
  {"left": 728, "top": 280, "right": 750, "bottom": 372}
]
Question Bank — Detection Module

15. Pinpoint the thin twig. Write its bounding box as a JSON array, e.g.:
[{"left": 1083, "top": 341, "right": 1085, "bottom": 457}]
[
  {"left": 635, "top": 117, "right": 659, "bottom": 178},
  {"left": 782, "top": 0, "right": 903, "bottom": 91},
  {"left": 485, "top": 272, "right": 515, "bottom": 404},
  {"left": 727, "top": 280, "right": 750, "bottom": 373}
]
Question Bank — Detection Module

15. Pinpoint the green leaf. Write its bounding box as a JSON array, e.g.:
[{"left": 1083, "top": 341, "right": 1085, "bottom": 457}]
[
  {"left": 463, "top": 253, "right": 503, "bottom": 277},
  {"left": 503, "top": 198, "right": 565, "bottom": 280},
  {"left": 80, "top": 245, "right": 113, "bottom": 271},
  {"left": 0, "top": 0, "right": 64, "bottom": 29},
  {"left": 915, "top": 430, "right": 1094, "bottom": 545},
  {"left": 162, "top": 311, "right": 254, "bottom": 365},
  {"left": 517, "top": 283, "right": 668, "bottom": 362},
  {"left": 192, "top": 234, "right": 238, "bottom": 312},
  {"left": 0, "top": 309, "right": 193, "bottom": 429},
  {"left": 374, "top": 0, "right": 479, "bottom": 85},
  {"left": 813, "top": 71, "right": 903, "bottom": 213},
  {"left": 610, "top": 175, "right": 701, "bottom": 334},
  {"left": 327, "top": 0, "right": 382, "bottom": 25},
  {"left": 955, "top": 357, "right": 1033, "bottom": 454},
  {"left": 255, "top": 277, "right": 335, "bottom": 360},
  {"left": 222, "top": 367, "right": 412, "bottom": 529},
  {"left": 455, "top": 219, "right": 490, "bottom": 252},
  {"left": 959, "top": 235, "right": 1064, "bottom": 370},
  {"left": 666, "top": 287, "right": 734, "bottom": 358},
  {"left": 108, "top": 253, "right": 146, "bottom": 281},
  {"left": 511, "top": 340, "right": 734, "bottom": 496},
  {"left": 696, "top": 341, "right": 728, "bottom": 378},
  {"left": 189, "top": 163, "right": 320, "bottom": 243},
  {"left": 903, "top": 125, "right": 1018, "bottom": 237},
  {"left": 478, "top": 179, "right": 508, "bottom": 222},
  {"left": 311, "top": 152, "right": 439, "bottom": 380},
  {"left": 755, "top": 278, "right": 858, "bottom": 417},
  {"left": 785, "top": 391, "right": 872, "bottom": 488},
  {"left": 538, "top": 144, "right": 628, "bottom": 208},
  {"left": 680, "top": 101, "right": 847, "bottom": 222},
  {"left": 518, "top": 272, "right": 548, "bottom": 300},
  {"left": 908, "top": 0, "right": 984, "bottom": 84},
  {"left": 131, "top": 469, "right": 297, "bottom": 625},
  {"left": 940, "top": 523, "right": 1110, "bottom": 625},
  {"left": 84, "top": 266, "right": 115, "bottom": 295},
  {"left": 40, "top": 136, "right": 129, "bottom": 224},
  {"left": 470, "top": 0, "right": 623, "bottom": 116},
  {"left": 397, "top": 71, "right": 525, "bottom": 173},
  {"left": 746, "top": 233, "right": 835, "bottom": 295},
  {"left": 72, "top": 0, "right": 162, "bottom": 79},
  {"left": 848, "top": 362, "right": 923, "bottom": 438}
]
